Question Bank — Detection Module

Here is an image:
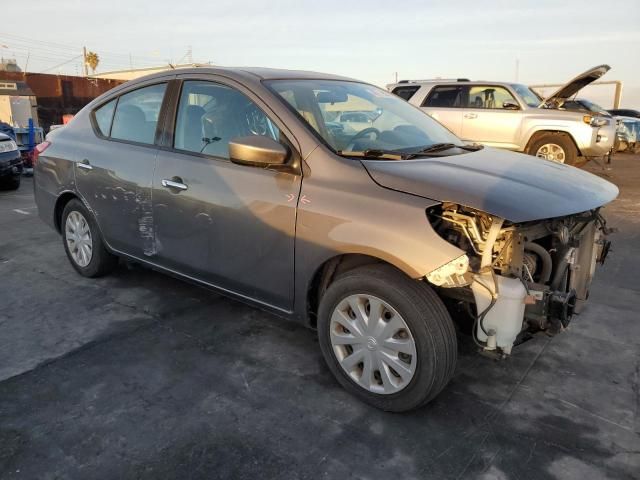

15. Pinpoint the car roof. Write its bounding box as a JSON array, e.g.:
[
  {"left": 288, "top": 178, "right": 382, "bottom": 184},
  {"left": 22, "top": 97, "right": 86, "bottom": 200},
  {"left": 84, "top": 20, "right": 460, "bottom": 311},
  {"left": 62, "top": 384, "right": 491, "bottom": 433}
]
[
  {"left": 388, "top": 80, "right": 514, "bottom": 89},
  {"left": 127, "top": 66, "right": 359, "bottom": 84}
]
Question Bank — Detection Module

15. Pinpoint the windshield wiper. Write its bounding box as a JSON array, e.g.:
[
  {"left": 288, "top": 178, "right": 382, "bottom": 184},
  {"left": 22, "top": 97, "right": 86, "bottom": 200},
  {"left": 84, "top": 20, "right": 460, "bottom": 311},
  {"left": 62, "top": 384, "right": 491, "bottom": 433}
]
[
  {"left": 407, "top": 142, "right": 484, "bottom": 156},
  {"left": 337, "top": 143, "right": 483, "bottom": 161},
  {"left": 337, "top": 149, "right": 406, "bottom": 160}
]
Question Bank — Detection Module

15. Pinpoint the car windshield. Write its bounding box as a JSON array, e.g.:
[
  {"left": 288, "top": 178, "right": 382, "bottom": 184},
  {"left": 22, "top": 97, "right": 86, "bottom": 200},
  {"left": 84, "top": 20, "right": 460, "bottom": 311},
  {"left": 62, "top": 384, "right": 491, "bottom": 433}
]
[
  {"left": 578, "top": 99, "right": 608, "bottom": 115},
  {"left": 266, "top": 79, "right": 463, "bottom": 157},
  {"left": 511, "top": 84, "right": 541, "bottom": 107}
]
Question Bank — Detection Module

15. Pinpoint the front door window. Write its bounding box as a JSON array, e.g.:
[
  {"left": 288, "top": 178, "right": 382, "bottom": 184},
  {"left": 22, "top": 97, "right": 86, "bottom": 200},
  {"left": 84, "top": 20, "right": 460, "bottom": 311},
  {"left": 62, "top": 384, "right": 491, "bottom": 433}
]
[{"left": 174, "top": 81, "right": 280, "bottom": 158}]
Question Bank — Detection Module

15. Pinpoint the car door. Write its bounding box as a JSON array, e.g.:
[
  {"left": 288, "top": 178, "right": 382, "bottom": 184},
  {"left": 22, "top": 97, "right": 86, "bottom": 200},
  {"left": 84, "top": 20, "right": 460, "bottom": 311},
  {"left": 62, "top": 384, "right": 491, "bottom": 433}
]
[
  {"left": 75, "top": 82, "right": 169, "bottom": 256},
  {"left": 419, "top": 85, "right": 464, "bottom": 137},
  {"left": 152, "top": 77, "right": 302, "bottom": 311},
  {"left": 460, "top": 85, "right": 523, "bottom": 149}
]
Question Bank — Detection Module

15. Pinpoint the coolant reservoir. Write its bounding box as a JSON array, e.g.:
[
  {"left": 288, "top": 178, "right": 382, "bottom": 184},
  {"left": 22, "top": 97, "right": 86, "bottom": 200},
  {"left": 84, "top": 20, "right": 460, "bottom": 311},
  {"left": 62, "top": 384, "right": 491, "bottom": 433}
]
[{"left": 472, "top": 273, "right": 527, "bottom": 354}]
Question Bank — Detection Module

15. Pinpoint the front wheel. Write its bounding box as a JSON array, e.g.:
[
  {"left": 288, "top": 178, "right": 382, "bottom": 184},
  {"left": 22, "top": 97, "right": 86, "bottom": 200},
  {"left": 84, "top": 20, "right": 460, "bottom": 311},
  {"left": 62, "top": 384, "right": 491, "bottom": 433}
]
[
  {"left": 527, "top": 133, "right": 578, "bottom": 165},
  {"left": 61, "top": 199, "right": 118, "bottom": 277},
  {"left": 317, "top": 264, "right": 457, "bottom": 412}
]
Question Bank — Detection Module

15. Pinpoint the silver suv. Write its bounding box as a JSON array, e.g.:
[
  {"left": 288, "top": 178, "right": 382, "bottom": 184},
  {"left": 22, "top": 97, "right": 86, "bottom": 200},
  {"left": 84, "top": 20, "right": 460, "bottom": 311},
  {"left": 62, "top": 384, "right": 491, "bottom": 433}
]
[{"left": 388, "top": 65, "right": 615, "bottom": 165}]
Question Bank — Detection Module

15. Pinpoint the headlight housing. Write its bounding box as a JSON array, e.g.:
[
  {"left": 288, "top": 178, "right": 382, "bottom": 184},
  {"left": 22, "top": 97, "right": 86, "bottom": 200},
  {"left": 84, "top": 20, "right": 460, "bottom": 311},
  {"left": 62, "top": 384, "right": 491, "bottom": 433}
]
[
  {"left": 426, "top": 254, "right": 471, "bottom": 288},
  {"left": 584, "top": 115, "right": 610, "bottom": 127},
  {"left": 0, "top": 140, "right": 18, "bottom": 153}
]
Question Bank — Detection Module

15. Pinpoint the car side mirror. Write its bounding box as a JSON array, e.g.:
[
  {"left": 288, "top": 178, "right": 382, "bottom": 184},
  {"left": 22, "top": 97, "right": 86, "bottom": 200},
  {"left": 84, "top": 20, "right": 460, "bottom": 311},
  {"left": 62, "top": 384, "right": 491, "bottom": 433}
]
[
  {"left": 229, "top": 136, "right": 289, "bottom": 167},
  {"left": 502, "top": 101, "right": 520, "bottom": 110}
]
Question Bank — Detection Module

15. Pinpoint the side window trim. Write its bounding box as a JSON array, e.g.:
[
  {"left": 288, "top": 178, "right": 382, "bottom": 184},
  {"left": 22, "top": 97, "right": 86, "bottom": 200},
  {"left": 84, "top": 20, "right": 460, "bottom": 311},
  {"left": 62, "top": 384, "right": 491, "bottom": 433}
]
[
  {"left": 107, "top": 98, "right": 118, "bottom": 137},
  {"left": 158, "top": 79, "right": 182, "bottom": 149}
]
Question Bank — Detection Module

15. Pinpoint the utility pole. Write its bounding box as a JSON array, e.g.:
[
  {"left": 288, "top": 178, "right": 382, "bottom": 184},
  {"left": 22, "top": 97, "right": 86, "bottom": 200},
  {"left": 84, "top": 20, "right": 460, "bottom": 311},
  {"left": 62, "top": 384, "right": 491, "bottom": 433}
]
[
  {"left": 515, "top": 58, "right": 519, "bottom": 82},
  {"left": 82, "top": 46, "right": 88, "bottom": 77}
]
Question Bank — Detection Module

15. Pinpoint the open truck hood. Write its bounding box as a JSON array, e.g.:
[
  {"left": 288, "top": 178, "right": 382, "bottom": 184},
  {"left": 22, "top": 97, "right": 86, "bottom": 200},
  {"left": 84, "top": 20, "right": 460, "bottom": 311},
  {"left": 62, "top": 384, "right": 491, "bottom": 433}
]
[
  {"left": 362, "top": 148, "right": 618, "bottom": 223},
  {"left": 540, "top": 64, "right": 610, "bottom": 106}
]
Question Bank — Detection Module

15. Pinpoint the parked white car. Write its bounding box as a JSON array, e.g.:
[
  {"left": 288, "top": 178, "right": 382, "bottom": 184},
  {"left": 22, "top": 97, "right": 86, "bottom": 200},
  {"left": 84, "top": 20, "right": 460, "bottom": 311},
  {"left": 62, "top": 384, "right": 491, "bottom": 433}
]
[{"left": 387, "top": 65, "right": 615, "bottom": 166}]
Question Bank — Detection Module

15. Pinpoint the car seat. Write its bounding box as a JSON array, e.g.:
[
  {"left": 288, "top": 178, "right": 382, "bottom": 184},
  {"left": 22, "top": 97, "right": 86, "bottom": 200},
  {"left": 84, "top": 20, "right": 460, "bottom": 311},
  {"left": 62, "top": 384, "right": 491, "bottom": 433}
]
[
  {"left": 112, "top": 105, "right": 150, "bottom": 143},
  {"left": 182, "top": 105, "right": 206, "bottom": 152}
]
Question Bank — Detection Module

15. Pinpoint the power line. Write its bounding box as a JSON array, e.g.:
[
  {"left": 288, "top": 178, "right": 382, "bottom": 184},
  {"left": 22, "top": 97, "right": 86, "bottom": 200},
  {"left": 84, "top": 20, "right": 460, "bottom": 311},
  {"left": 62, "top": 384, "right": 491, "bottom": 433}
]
[
  {"left": 39, "top": 55, "right": 83, "bottom": 73},
  {"left": 0, "top": 32, "right": 193, "bottom": 75},
  {"left": 0, "top": 32, "right": 163, "bottom": 63}
]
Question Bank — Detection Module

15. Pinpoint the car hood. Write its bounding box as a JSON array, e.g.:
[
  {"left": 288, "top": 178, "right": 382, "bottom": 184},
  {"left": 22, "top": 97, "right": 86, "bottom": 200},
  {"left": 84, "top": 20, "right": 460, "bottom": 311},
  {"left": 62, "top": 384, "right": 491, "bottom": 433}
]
[
  {"left": 541, "top": 65, "right": 610, "bottom": 105},
  {"left": 362, "top": 148, "right": 618, "bottom": 223}
]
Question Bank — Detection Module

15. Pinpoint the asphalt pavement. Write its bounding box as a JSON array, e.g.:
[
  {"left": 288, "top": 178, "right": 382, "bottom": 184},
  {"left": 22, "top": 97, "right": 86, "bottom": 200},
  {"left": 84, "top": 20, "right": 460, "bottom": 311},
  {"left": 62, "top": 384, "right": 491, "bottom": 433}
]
[{"left": 0, "top": 156, "right": 639, "bottom": 479}]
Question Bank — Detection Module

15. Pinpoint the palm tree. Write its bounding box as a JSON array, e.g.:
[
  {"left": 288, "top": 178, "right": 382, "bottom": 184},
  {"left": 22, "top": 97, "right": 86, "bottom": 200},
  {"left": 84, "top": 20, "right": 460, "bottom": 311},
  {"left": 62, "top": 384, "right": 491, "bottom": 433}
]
[{"left": 85, "top": 51, "right": 99, "bottom": 74}]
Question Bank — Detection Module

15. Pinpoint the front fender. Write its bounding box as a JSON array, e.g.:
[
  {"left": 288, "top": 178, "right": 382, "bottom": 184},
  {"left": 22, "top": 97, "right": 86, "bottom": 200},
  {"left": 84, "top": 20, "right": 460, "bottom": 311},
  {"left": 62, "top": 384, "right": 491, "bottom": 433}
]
[{"left": 292, "top": 148, "right": 464, "bottom": 321}]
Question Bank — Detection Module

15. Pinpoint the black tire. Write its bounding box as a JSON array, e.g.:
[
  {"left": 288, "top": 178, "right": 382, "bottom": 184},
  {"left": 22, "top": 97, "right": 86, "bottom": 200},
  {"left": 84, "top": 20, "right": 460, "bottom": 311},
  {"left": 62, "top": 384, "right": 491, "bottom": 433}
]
[
  {"left": 61, "top": 198, "right": 118, "bottom": 277},
  {"left": 527, "top": 133, "right": 578, "bottom": 166},
  {"left": 317, "top": 264, "right": 457, "bottom": 412},
  {"left": 0, "top": 175, "right": 20, "bottom": 190}
]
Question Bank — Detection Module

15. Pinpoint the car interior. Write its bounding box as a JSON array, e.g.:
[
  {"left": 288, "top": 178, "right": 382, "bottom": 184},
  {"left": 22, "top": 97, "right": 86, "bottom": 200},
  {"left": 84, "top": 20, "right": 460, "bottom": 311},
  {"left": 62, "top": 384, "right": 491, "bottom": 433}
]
[
  {"left": 111, "top": 104, "right": 158, "bottom": 144},
  {"left": 270, "top": 82, "right": 439, "bottom": 154},
  {"left": 174, "top": 82, "right": 280, "bottom": 158}
]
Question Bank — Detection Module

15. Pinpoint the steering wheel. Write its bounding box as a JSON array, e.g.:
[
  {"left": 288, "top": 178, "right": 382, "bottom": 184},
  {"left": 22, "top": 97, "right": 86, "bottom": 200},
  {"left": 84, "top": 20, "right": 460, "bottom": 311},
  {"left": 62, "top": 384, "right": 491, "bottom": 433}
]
[
  {"left": 345, "top": 127, "right": 381, "bottom": 151},
  {"left": 244, "top": 104, "right": 269, "bottom": 136}
]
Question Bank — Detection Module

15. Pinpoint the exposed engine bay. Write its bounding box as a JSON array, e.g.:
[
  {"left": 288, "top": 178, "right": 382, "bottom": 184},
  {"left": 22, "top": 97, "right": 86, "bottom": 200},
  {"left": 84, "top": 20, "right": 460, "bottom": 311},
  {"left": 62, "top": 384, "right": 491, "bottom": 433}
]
[{"left": 426, "top": 203, "right": 612, "bottom": 355}]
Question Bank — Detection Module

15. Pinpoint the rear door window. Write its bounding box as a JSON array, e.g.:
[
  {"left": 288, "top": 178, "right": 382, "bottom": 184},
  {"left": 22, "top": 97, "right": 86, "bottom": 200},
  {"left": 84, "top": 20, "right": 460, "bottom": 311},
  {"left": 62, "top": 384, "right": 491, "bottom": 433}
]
[
  {"left": 110, "top": 83, "right": 167, "bottom": 145},
  {"left": 391, "top": 85, "right": 420, "bottom": 101},
  {"left": 423, "top": 86, "right": 464, "bottom": 108},
  {"left": 94, "top": 99, "right": 116, "bottom": 136}
]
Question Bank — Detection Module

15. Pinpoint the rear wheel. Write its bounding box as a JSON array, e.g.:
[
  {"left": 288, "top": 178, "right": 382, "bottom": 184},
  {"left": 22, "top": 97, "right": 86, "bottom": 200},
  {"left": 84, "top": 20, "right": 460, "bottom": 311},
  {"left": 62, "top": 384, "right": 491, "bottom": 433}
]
[
  {"left": 527, "top": 133, "right": 578, "bottom": 165},
  {"left": 61, "top": 199, "right": 118, "bottom": 277},
  {"left": 317, "top": 264, "right": 457, "bottom": 412}
]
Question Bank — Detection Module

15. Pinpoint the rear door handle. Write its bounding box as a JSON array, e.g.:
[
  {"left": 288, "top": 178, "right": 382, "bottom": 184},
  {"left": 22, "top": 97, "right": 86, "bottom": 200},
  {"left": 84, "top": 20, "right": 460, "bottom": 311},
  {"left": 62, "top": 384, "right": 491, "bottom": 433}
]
[
  {"left": 464, "top": 113, "right": 478, "bottom": 119},
  {"left": 161, "top": 178, "right": 188, "bottom": 191},
  {"left": 77, "top": 159, "right": 93, "bottom": 170}
]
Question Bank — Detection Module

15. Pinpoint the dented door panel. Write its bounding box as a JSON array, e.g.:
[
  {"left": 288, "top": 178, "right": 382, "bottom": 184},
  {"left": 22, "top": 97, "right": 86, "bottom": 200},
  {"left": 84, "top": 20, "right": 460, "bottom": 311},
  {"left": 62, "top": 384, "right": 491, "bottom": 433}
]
[{"left": 75, "top": 138, "right": 158, "bottom": 256}]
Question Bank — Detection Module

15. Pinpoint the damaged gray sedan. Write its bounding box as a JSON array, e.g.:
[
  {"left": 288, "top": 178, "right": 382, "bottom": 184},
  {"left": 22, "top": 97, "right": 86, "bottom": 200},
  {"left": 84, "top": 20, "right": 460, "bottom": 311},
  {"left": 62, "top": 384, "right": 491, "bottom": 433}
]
[{"left": 33, "top": 67, "right": 617, "bottom": 411}]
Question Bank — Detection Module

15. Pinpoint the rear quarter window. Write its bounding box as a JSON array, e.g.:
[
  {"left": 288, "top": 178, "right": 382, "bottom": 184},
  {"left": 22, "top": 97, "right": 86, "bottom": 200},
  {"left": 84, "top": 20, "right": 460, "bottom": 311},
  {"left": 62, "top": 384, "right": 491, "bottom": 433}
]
[
  {"left": 391, "top": 85, "right": 420, "bottom": 101},
  {"left": 93, "top": 99, "right": 116, "bottom": 136}
]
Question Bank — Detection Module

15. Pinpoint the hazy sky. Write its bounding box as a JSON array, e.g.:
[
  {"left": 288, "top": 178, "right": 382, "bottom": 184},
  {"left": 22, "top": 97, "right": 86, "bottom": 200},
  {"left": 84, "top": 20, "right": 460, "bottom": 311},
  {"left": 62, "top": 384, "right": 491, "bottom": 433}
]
[{"left": 3, "top": 0, "right": 640, "bottom": 107}]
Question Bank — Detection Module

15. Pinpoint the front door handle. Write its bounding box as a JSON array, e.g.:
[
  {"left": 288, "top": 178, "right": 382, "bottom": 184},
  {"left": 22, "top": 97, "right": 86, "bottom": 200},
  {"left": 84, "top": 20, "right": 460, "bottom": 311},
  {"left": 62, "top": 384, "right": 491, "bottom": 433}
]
[
  {"left": 77, "top": 159, "right": 93, "bottom": 170},
  {"left": 464, "top": 113, "right": 478, "bottom": 119},
  {"left": 161, "top": 178, "right": 188, "bottom": 191}
]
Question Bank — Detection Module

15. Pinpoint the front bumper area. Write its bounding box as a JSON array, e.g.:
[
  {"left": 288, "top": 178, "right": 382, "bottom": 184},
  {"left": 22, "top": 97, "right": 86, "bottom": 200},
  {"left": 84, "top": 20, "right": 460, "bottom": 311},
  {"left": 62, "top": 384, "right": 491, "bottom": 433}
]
[
  {"left": 578, "top": 122, "right": 616, "bottom": 158},
  {"left": 0, "top": 150, "right": 23, "bottom": 179},
  {"left": 471, "top": 214, "right": 610, "bottom": 354}
]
